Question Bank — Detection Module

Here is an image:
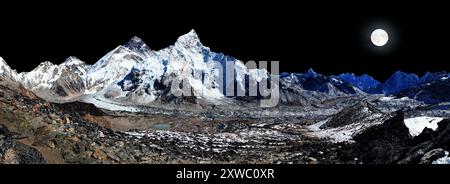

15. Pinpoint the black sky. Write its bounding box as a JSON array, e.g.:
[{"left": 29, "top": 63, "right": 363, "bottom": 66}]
[{"left": 0, "top": 1, "right": 448, "bottom": 81}]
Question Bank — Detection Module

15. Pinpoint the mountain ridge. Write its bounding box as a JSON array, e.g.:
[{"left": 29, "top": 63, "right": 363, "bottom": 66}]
[{"left": 0, "top": 30, "right": 449, "bottom": 110}]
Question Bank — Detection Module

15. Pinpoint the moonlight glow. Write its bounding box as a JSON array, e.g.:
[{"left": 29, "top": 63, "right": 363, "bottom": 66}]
[{"left": 370, "top": 29, "right": 389, "bottom": 47}]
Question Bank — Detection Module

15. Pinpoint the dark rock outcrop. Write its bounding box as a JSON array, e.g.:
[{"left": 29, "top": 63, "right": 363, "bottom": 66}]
[
  {"left": 353, "top": 111, "right": 411, "bottom": 164},
  {"left": 321, "top": 101, "right": 382, "bottom": 129},
  {"left": 353, "top": 110, "right": 450, "bottom": 164}
]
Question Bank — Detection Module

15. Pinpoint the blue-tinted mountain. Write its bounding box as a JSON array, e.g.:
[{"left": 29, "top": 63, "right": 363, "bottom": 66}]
[
  {"left": 396, "top": 78, "right": 450, "bottom": 104},
  {"left": 337, "top": 73, "right": 380, "bottom": 93},
  {"left": 280, "top": 68, "right": 361, "bottom": 96},
  {"left": 419, "top": 71, "right": 448, "bottom": 84},
  {"left": 380, "top": 71, "right": 420, "bottom": 95}
]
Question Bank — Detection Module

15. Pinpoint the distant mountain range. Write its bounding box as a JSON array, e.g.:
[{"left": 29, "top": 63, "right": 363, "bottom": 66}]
[{"left": 0, "top": 29, "right": 449, "bottom": 112}]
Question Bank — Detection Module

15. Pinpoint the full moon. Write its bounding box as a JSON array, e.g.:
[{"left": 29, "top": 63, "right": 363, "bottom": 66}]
[{"left": 370, "top": 29, "right": 389, "bottom": 47}]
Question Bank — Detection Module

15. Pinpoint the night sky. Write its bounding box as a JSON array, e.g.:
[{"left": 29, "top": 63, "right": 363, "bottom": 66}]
[{"left": 0, "top": 1, "right": 448, "bottom": 81}]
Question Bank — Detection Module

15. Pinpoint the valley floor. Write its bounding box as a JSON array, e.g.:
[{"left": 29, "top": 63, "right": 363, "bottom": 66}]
[{"left": 0, "top": 77, "right": 449, "bottom": 164}]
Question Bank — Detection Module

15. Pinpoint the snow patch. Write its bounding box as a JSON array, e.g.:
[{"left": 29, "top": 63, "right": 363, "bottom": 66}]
[
  {"left": 404, "top": 116, "right": 444, "bottom": 137},
  {"left": 307, "top": 119, "right": 328, "bottom": 131},
  {"left": 432, "top": 151, "right": 450, "bottom": 164},
  {"left": 379, "top": 96, "right": 395, "bottom": 101}
]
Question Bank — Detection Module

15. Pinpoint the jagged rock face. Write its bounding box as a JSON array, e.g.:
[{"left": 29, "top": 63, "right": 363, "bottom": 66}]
[
  {"left": 86, "top": 46, "right": 144, "bottom": 93},
  {"left": 355, "top": 111, "right": 411, "bottom": 145},
  {"left": 117, "top": 67, "right": 145, "bottom": 92},
  {"left": 306, "top": 100, "right": 397, "bottom": 143},
  {"left": 419, "top": 148, "right": 446, "bottom": 164},
  {"left": 124, "top": 36, "right": 155, "bottom": 57},
  {"left": 428, "top": 119, "right": 450, "bottom": 148},
  {"left": 397, "top": 119, "right": 450, "bottom": 164},
  {"left": 279, "top": 71, "right": 364, "bottom": 106},
  {"left": 19, "top": 57, "right": 90, "bottom": 102},
  {"left": 280, "top": 69, "right": 362, "bottom": 96},
  {"left": 0, "top": 57, "right": 19, "bottom": 81},
  {"left": 349, "top": 110, "right": 450, "bottom": 164},
  {"left": 50, "top": 70, "right": 87, "bottom": 97},
  {"left": 321, "top": 101, "right": 383, "bottom": 129},
  {"left": 279, "top": 77, "right": 319, "bottom": 105},
  {"left": 150, "top": 72, "right": 201, "bottom": 106}
]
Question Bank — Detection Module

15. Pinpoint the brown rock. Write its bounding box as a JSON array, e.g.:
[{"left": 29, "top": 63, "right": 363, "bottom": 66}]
[
  {"left": 32, "top": 104, "right": 40, "bottom": 113},
  {"left": 92, "top": 149, "right": 108, "bottom": 160},
  {"left": 4, "top": 149, "right": 19, "bottom": 164},
  {"left": 69, "top": 136, "right": 81, "bottom": 143}
]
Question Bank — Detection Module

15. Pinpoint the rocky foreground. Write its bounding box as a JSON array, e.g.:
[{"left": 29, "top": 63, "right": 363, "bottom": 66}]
[{"left": 0, "top": 75, "right": 449, "bottom": 164}]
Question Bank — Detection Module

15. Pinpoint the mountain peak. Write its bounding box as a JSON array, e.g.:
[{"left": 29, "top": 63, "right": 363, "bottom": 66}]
[
  {"left": 125, "top": 36, "right": 145, "bottom": 47},
  {"left": 0, "top": 57, "right": 19, "bottom": 80},
  {"left": 392, "top": 70, "right": 406, "bottom": 75},
  {"left": 341, "top": 72, "right": 356, "bottom": 77},
  {"left": 130, "top": 36, "right": 143, "bottom": 42},
  {"left": 185, "top": 29, "right": 198, "bottom": 38},
  {"left": 389, "top": 71, "right": 419, "bottom": 79},
  {"left": 0, "top": 57, "right": 11, "bottom": 72},
  {"left": 304, "top": 68, "right": 318, "bottom": 78},
  {"left": 63, "top": 56, "right": 84, "bottom": 66},
  {"left": 382, "top": 71, "right": 420, "bottom": 94},
  {"left": 38, "top": 61, "right": 55, "bottom": 67},
  {"left": 360, "top": 74, "right": 371, "bottom": 78},
  {"left": 0, "top": 57, "right": 6, "bottom": 66},
  {"left": 419, "top": 71, "right": 448, "bottom": 84},
  {"left": 124, "top": 36, "right": 152, "bottom": 56}
]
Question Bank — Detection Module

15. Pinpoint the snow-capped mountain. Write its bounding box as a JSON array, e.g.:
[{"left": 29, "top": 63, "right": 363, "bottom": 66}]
[
  {"left": 51, "top": 57, "right": 90, "bottom": 99},
  {"left": 86, "top": 45, "right": 144, "bottom": 94},
  {"left": 1, "top": 30, "right": 450, "bottom": 110},
  {"left": 19, "top": 57, "right": 90, "bottom": 101},
  {"left": 280, "top": 68, "right": 363, "bottom": 96},
  {"left": 123, "top": 36, "right": 155, "bottom": 57},
  {"left": 10, "top": 29, "right": 270, "bottom": 109},
  {"left": 20, "top": 61, "right": 61, "bottom": 91},
  {"left": 86, "top": 29, "right": 270, "bottom": 107},
  {"left": 337, "top": 73, "right": 380, "bottom": 92},
  {"left": 0, "top": 57, "right": 19, "bottom": 81}
]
